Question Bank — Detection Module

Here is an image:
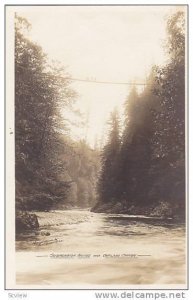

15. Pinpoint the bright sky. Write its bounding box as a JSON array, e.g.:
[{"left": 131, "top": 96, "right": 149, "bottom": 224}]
[{"left": 14, "top": 5, "right": 183, "bottom": 147}]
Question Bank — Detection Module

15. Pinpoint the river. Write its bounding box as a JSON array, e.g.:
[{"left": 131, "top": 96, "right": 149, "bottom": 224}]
[{"left": 16, "top": 209, "right": 186, "bottom": 288}]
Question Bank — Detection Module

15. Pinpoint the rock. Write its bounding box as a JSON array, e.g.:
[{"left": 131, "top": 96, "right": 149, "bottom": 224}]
[
  {"left": 16, "top": 210, "right": 39, "bottom": 233},
  {"left": 40, "top": 231, "right": 50, "bottom": 236},
  {"left": 150, "top": 201, "right": 173, "bottom": 217}
]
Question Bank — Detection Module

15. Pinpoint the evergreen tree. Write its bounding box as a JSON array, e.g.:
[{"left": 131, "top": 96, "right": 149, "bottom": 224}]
[
  {"left": 98, "top": 109, "right": 121, "bottom": 203},
  {"left": 119, "top": 82, "right": 155, "bottom": 206},
  {"left": 150, "top": 11, "right": 185, "bottom": 209},
  {"left": 15, "top": 14, "right": 76, "bottom": 211},
  {"left": 95, "top": 11, "right": 185, "bottom": 217},
  {"left": 153, "top": 11, "right": 185, "bottom": 162}
]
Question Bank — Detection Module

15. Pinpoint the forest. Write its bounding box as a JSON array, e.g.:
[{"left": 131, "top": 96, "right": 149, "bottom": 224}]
[
  {"left": 93, "top": 11, "right": 185, "bottom": 218},
  {"left": 15, "top": 11, "right": 185, "bottom": 233},
  {"left": 15, "top": 15, "right": 100, "bottom": 232}
]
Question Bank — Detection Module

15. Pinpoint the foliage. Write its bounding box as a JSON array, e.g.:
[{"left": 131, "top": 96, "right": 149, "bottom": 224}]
[
  {"left": 97, "top": 109, "right": 121, "bottom": 202},
  {"left": 59, "top": 139, "right": 100, "bottom": 208},
  {"left": 15, "top": 14, "right": 76, "bottom": 211},
  {"left": 95, "top": 11, "right": 186, "bottom": 216},
  {"left": 149, "top": 11, "right": 185, "bottom": 207}
]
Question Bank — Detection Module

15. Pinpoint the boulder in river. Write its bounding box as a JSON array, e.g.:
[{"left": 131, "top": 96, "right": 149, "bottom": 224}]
[
  {"left": 16, "top": 210, "right": 39, "bottom": 233},
  {"left": 40, "top": 231, "right": 50, "bottom": 236}
]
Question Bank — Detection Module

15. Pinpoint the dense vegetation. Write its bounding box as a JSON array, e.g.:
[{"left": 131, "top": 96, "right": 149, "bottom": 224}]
[
  {"left": 93, "top": 11, "right": 185, "bottom": 219},
  {"left": 15, "top": 15, "right": 100, "bottom": 232},
  {"left": 15, "top": 11, "right": 186, "bottom": 233},
  {"left": 56, "top": 138, "right": 100, "bottom": 209}
]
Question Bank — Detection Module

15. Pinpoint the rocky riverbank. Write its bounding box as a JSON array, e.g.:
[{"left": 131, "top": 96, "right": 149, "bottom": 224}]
[
  {"left": 16, "top": 210, "right": 39, "bottom": 234},
  {"left": 91, "top": 201, "right": 185, "bottom": 221}
]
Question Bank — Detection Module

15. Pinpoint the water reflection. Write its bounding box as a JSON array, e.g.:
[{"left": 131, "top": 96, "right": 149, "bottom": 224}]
[
  {"left": 94, "top": 214, "right": 185, "bottom": 237},
  {"left": 16, "top": 210, "right": 185, "bottom": 246}
]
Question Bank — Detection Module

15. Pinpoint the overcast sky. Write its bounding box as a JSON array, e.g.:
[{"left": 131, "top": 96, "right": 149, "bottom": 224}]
[{"left": 13, "top": 5, "right": 184, "bottom": 147}]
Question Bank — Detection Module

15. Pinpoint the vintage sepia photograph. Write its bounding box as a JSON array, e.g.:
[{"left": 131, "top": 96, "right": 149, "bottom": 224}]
[{"left": 5, "top": 4, "right": 187, "bottom": 289}]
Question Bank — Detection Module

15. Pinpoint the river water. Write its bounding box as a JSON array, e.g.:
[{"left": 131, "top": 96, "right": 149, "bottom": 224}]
[{"left": 16, "top": 209, "right": 186, "bottom": 288}]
